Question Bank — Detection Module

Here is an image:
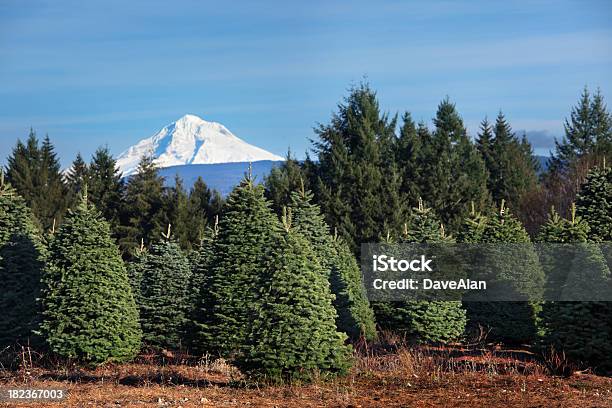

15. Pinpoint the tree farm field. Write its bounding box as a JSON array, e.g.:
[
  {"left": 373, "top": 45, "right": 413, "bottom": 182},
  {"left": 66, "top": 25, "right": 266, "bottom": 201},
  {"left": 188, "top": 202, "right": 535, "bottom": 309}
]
[{"left": 2, "top": 342, "right": 612, "bottom": 408}]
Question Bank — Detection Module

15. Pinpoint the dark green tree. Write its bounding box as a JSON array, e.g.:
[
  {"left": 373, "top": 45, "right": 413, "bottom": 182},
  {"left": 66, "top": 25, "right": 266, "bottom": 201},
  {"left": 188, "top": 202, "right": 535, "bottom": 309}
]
[
  {"left": 419, "top": 98, "right": 490, "bottom": 229},
  {"left": 264, "top": 150, "right": 307, "bottom": 213},
  {"left": 6, "top": 132, "right": 68, "bottom": 231},
  {"left": 575, "top": 165, "right": 611, "bottom": 242},
  {"left": 131, "top": 228, "right": 192, "bottom": 350},
  {"left": 185, "top": 220, "right": 218, "bottom": 352},
  {"left": 191, "top": 173, "right": 281, "bottom": 356},
  {"left": 289, "top": 186, "right": 376, "bottom": 340},
  {"left": 65, "top": 153, "right": 89, "bottom": 206},
  {"left": 482, "top": 112, "right": 539, "bottom": 208},
  {"left": 88, "top": 147, "right": 124, "bottom": 230},
  {"left": 537, "top": 205, "right": 612, "bottom": 372},
  {"left": 463, "top": 201, "right": 545, "bottom": 344},
  {"left": 374, "top": 199, "right": 467, "bottom": 343},
  {"left": 550, "top": 87, "right": 612, "bottom": 172},
  {"left": 163, "top": 175, "right": 191, "bottom": 250},
  {"left": 119, "top": 155, "right": 167, "bottom": 255},
  {"left": 40, "top": 189, "right": 141, "bottom": 364},
  {"left": 236, "top": 210, "right": 352, "bottom": 382},
  {"left": 0, "top": 173, "right": 46, "bottom": 348}
]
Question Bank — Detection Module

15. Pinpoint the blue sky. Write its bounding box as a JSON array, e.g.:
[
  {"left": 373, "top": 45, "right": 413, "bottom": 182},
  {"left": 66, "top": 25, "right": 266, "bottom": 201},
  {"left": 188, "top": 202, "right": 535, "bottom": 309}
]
[{"left": 1, "top": 0, "right": 611, "bottom": 166}]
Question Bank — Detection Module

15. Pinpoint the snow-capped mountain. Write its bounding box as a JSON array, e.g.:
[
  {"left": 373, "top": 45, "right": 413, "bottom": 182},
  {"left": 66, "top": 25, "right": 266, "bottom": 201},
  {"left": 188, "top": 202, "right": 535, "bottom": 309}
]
[{"left": 117, "top": 114, "right": 284, "bottom": 176}]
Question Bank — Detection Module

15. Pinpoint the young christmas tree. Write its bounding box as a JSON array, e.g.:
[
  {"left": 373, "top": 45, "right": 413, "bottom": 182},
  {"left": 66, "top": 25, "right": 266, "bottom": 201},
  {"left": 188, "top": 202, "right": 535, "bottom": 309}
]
[
  {"left": 40, "top": 188, "right": 141, "bottom": 364},
  {"left": 289, "top": 185, "right": 376, "bottom": 340},
  {"left": 131, "top": 226, "right": 192, "bottom": 350},
  {"left": 0, "top": 172, "right": 46, "bottom": 348},
  {"left": 236, "top": 208, "right": 352, "bottom": 382},
  {"left": 463, "top": 201, "right": 545, "bottom": 344},
  {"left": 538, "top": 205, "right": 612, "bottom": 371},
  {"left": 374, "top": 199, "right": 466, "bottom": 343},
  {"left": 575, "top": 164, "right": 611, "bottom": 242},
  {"left": 185, "top": 219, "right": 218, "bottom": 353},
  {"left": 191, "top": 171, "right": 281, "bottom": 356}
]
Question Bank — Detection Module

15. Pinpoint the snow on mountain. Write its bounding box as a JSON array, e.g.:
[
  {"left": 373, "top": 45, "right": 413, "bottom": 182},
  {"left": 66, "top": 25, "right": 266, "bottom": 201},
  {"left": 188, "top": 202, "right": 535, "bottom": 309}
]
[{"left": 117, "top": 114, "right": 284, "bottom": 176}]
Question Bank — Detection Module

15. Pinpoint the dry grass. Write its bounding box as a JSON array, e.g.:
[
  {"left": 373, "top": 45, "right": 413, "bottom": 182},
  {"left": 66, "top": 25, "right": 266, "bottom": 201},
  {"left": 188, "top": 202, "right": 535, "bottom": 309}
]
[{"left": 1, "top": 342, "right": 611, "bottom": 407}]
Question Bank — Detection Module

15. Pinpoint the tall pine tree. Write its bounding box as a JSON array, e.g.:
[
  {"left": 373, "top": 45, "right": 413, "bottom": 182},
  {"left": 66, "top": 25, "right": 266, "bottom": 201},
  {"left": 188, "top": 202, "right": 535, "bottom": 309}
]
[{"left": 88, "top": 147, "right": 123, "bottom": 230}]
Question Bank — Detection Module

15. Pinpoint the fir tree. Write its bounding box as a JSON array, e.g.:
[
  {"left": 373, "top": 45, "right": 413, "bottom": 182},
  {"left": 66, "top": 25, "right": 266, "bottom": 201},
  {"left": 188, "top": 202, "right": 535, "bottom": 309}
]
[
  {"left": 312, "top": 82, "right": 406, "bottom": 253},
  {"left": 236, "top": 209, "right": 352, "bottom": 382},
  {"left": 119, "top": 155, "right": 167, "bottom": 255},
  {"left": 0, "top": 172, "right": 46, "bottom": 347},
  {"left": 88, "top": 147, "right": 123, "bottom": 230},
  {"left": 289, "top": 185, "right": 376, "bottom": 340},
  {"left": 191, "top": 172, "right": 281, "bottom": 356},
  {"left": 40, "top": 188, "right": 141, "bottom": 364},
  {"left": 6, "top": 132, "right": 68, "bottom": 231},
  {"left": 537, "top": 205, "right": 612, "bottom": 371},
  {"left": 419, "top": 98, "right": 489, "bottom": 229},
  {"left": 484, "top": 112, "right": 539, "bottom": 208},
  {"left": 463, "top": 201, "right": 545, "bottom": 344},
  {"left": 163, "top": 175, "right": 191, "bottom": 250},
  {"left": 575, "top": 165, "right": 611, "bottom": 242},
  {"left": 264, "top": 150, "right": 307, "bottom": 213},
  {"left": 131, "top": 227, "right": 192, "bottom": 350},
  {"left": 550, "top": 87, "right": 612, "bottom": 172},
  {"left": 374, "top": 199, "right": 466, "bottom": 343},
  {"left": 65, "top": 153, "right": 89, "bottom": 206},
  {"left": 185, "top": 219, "right": 218, "bottom": 352}
]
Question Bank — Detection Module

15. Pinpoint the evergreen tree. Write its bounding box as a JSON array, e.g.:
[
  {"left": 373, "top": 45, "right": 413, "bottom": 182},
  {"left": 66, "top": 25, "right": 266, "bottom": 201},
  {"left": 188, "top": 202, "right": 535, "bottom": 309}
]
[
  {"left": 88, "top": 147, "right": 123, "bottom": 230},
  {"left": 185, "top": 220, "right": 218, "bottom": 352},
  {"left": 396, "top": 113, "right": 422, "bottom": 200},
  {"left": 0, "top": 173, "right": 46, "bottom": 348},
  {"left": 575, "top": 165, "right": 612, "bottom": 242},
  {"left": 312, "top": 83, "right": 406, "bottom": 253},
  {"left": 483, "top": 112, "right": 539, "bottom": 208},
  {"left": 40, "top": 189, "right": 141, "bottom": 364},
  {"left": 463, "top": 201, "right": 545, "bottom": 344},
  {"left": 264, "top": 150, "right": 307, "bottom": 213},
  {"left": 119, "top": 155, "right": 167, "bottom": 255},
  {"left": 163, "top": 175, "right": 191, "bottom": 250},
  {"left": 131, "top": 228, "right": 192, "bottom": 350},
  {"left": 236, "top": 210, "right": 352, "bottom": 382},
  {"left": 289, "top": 186, "right": 376, "bottom": 340},
  {"left": 65, "top": 153, "right": 89, "bottom": 206},
  {"left": 191, "top": 173, "right": 280, "bottom": 356},
  {"left": 537, "top": 205, "right": 612, "bottom": 372},
  {"left": 419, "top": 98, "right": 489, "bottom": 229},
  {"left": 184, "top": 177, "right": 214, "bottom": 248},
  {"left": 374, "top": 199, "right": 466, "bottom": 343},
  {"left": 550, "top": 87, "right": 612, "bottom": 172},
  {"left": 6, "top": 132, "right": 68, "bottom": 231}
]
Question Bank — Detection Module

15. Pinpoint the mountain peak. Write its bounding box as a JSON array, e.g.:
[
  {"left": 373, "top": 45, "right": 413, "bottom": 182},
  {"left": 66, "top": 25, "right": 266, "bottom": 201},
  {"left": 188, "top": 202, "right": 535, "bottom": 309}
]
[{"left": 117, "top": 115, "right": 284, "bottom": 176}]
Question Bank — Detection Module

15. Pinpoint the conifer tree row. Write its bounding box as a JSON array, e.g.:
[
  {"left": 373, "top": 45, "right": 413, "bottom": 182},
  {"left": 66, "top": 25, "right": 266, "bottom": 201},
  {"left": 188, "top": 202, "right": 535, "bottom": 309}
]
[{"left": 0, "top": 172, "right": 46, "bottom": 348}]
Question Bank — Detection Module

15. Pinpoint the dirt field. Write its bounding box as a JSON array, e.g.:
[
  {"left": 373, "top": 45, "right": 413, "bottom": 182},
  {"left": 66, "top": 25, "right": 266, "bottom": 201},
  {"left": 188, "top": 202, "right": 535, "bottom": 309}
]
[{"left": 1, "top": 347, "right": 611, "bottom": 407}]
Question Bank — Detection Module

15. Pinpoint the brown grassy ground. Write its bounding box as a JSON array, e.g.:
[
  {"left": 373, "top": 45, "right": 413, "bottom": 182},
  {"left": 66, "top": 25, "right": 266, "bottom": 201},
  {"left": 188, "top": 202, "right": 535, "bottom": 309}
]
[{"left": 1, "top": 346, "right": 611, "bottom": 407}]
